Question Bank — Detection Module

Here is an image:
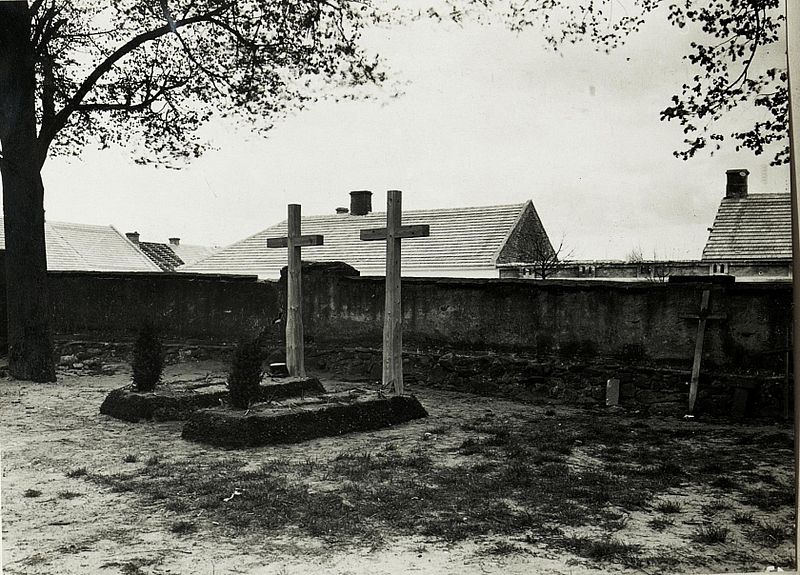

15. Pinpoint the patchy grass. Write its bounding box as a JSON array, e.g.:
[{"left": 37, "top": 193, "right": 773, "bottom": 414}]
[
  {"left": 701, "top": 499, "right": 731, "bottom": 516},
  {"left": 170, "top": 520, "right": 197, "bottom": 535},
  {"left": 65, "top": 467, "right": 88, "bottom": 478},
  {"left": 58, "top": 491, "right": 82, "bottom": 500},
  {"left": 566, "top": 536, "right": 642, "bottom": 564},
  {"left": 654, "top": 500, "right": 682, "bottom": 514},
  {"left": 75, "top": 407, "right": 792, "bottom": 569},
  {"left": 693, "top": 525, "right": 730, "bottom": 545},
  {"left": 647, "top": 517, "right": 674, "bottom": 532},
  {"left": 480, "top": 541, "right": 530, "bottom": 556},
  {"left": 742, "top": 487, "right": 795, "bottom": 511},
  {"left": 732, "top": 511, "right": 756, "bottom": 525},
  {"left": 710, "top": 476, "right": 740, "bottom": 490},
  {"left": 748, "top": 521, "right": 790, "bottom": 547}
]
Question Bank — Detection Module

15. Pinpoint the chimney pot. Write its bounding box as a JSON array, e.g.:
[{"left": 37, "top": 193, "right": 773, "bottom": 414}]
[
  {"left": 169, "top": 237, "right": 180, "bottom": 246},
  {"left": 349, "top": 190, "right": 372, "bottom": 216},
  {"left": 126, "top": 231, "right": 140, "bottom": 245},
  {"left": 725, "top": 169, "right": 749, "bottom": 198},
  {"left": 335, "top": 207, "right": 349, "bottom": 215}
]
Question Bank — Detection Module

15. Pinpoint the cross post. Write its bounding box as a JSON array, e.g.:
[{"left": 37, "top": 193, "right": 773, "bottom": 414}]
[
  {"left": 267, "top": 204, "right": 324, "bottom": 377},
  {"left": 680, "top": 288, "right": 726, "bottom": 413},
  {"left": 360, "top": 190, "right": 430, "bottom": 395}
]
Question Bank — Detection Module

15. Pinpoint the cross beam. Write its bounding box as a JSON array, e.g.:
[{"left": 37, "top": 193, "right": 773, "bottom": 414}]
[
  {"left": 267, "top": 204, "right": 324, "bottom": 377},
  {"left": 360, "top": 190, "right": 430, "bottom": 395}
]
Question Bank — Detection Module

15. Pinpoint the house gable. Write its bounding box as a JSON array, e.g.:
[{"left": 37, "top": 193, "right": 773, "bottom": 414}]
[{"left": 495, "top": 201, "right": 555, "bottom": 264}]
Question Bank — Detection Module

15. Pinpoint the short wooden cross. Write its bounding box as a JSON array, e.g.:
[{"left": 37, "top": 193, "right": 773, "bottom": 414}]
[
  {"left": 267, "top": 204, "right": 324, "bottom": 377},
  {"left": 680, "top": 288, "right": 726, "bottom": 413},
  {"left": 360, "top": 190, "right": 430, "bottom": 395}
]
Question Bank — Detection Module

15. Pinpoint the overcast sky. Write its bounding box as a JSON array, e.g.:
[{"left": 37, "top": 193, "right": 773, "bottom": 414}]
[{"left": 37, "top": 6, "right": 790, "bottom": 261}]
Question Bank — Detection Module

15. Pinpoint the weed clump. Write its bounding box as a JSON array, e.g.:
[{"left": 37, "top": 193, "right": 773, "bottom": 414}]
[
  {"left": 132, "top": 323, "right": 164, "bottom": 392},
  {"left": 170, "top": 520, "right": 197, "bottom": 535},
  {"left": 692, "top": 525, "right": 729, "bottom": 544},
  {"left": 66, "top": 467, "right": 87, "bottom": 478},
  {"left": 228, "top": 338, "right": 265, "bottom": 409}
]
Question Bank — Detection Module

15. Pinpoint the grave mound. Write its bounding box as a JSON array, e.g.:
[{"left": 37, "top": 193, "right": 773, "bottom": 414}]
[
  {"left": 100, "top": 376, "right": 326, "bottom": 422},
  {"left": 181, "top": 391, "right": 428, "bottom": 448}
]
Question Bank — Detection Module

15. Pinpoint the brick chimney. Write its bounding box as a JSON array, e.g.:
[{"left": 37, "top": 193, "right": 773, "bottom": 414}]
[
  {"left": 335, "top": 207, "right": 349, "bottom": 215},
  {"left": 126, "top": 231, "right": 140, "bottom": 245},
  {"left": 726, "top": 169, "right": 749, "bottom": 199},
  {"left": 169, "top": 237, "right": 180, "bottom": 246},
  {"left": 349, "top": 190, "right": 372, "bottom": 216}
]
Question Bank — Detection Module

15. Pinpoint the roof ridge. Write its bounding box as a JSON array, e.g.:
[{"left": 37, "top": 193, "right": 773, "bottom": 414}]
[
  {"left": 299, "top": 202, "right": 528, "bottom": 219},
  {"left": 46, "top": 219, "right": 123, "bottom": 230}
]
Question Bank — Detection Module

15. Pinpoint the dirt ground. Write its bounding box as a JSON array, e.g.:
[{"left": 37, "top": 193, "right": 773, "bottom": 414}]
[{"left": 1, "top": 360, "right": 795, "bottom": 574}]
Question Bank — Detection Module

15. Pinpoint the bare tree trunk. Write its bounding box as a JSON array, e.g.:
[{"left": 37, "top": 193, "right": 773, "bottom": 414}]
[{"left": 0, "top": 3, "right": 56, "bottom": 382}]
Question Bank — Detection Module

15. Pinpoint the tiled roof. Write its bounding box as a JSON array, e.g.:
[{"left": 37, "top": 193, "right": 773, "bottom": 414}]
[
  {"left": 139, "top": 242, "right": 185, "bottom": 271},
  {"left": 182, "top": 202, "right": 532, "bottom": 278},
  {"left": 701, "top": 193, "right": 792, "bottom": 261},
  {"left": 0, "top": 218, "right": 161, "bottom": 272},
  {"left": 171, "top": 243, "right": 215, "bottom": 267}
]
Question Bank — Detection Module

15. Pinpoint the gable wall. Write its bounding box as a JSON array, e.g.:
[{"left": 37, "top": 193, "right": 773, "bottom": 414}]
[{"left": 496, "top": 203, "right": 555, "bottom": 264}]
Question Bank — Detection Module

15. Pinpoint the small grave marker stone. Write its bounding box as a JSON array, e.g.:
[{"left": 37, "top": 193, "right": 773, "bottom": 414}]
[{"left": 606, "top": 378, "right": 620, "bottom": 407}]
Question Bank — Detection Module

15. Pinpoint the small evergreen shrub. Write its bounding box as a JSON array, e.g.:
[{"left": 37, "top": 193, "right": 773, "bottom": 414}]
[
  {"left": 132, "top": 323, "right": 164, "bottom": 392},
  {"left": 228, "top": 338, "right": 265, "bottom": 409}
]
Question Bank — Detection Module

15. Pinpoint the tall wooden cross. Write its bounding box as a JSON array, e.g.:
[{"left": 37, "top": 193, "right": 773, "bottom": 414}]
[
  {"left": 267, "top": 204, "right": 323, "bottom": 377},
  {"left": 680, "top": 288, "right": 726, "bottom": 413},
  {"left": 360, "top": 190, "right": 430, "bottom": 395}
]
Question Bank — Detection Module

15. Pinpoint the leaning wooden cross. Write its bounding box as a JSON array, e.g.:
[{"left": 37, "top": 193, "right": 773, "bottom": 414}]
[
  {"left": 267, "top": 204, "right": 324, "bottom": 377},
  {"left": 360, "top": 190, "right": 430, "bottom": 395},
  {"left": 681, "top": 287, "right": 726, "bottom": 413}
]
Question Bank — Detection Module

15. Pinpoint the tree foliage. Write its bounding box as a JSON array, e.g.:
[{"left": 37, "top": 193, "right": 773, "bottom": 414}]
[
  {"left": 27, "top": 0, "right": 386, "bottom": 167},
  {"left": 17, "top": 0, "right": 790, "bottom": 170}
]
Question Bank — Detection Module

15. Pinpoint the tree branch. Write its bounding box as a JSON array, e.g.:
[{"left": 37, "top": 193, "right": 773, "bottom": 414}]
[{"left": 37, "top": 2, "right": 233, "bottom": 164}]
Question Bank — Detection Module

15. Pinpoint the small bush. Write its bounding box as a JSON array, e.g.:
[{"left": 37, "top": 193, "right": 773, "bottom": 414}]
[
  {"left": 228, "top": 338, "right": 264, "bottom": 409},
  {"left": 23, "top": 489, "right": 42, "bottom": 498},
  {"left": 132, "top": 323, "right": 164, "bottom": 392},
  {"left": 123, "top": 454, "right": 138, "bottom": 463}
]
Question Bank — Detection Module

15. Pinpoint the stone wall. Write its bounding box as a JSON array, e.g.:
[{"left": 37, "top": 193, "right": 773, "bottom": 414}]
[
  {"left": 45, "top": 271, "right": 282, "bottom": 345},
  {"left": 307, "top": 346, "right": 787, "bottom": 418},
  {"left": 0, "top": 261, "right": 791, "bottom": 417},
  {"left": 302, "top": 271, "right": 791, "bottom": 371}
]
